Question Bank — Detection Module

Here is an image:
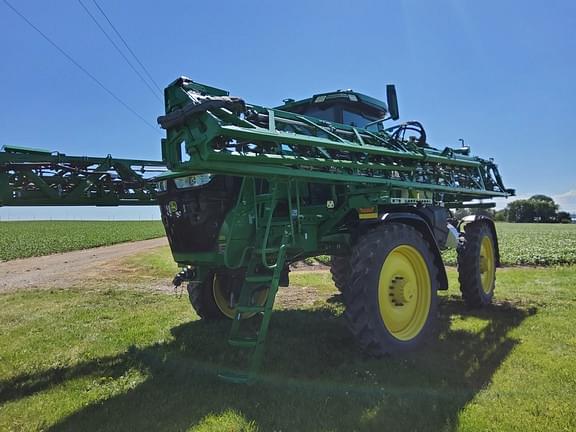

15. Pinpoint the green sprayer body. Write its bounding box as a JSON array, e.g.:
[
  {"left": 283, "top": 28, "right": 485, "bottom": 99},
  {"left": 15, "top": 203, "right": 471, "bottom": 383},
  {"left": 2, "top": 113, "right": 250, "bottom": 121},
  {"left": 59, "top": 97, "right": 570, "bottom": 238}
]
[{"left": 0, "top": 77, "right": 514, "bottom": 382}]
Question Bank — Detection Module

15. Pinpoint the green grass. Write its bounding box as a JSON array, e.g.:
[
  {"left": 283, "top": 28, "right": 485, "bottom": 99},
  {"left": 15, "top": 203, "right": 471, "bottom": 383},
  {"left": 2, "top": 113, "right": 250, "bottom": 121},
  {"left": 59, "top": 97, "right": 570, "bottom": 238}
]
[
  {"left": 1, "top": 253, "right": 575, "bottom": 431},
  {"left": 0, "top": 221, "right": 165, "bottom": 261},
  {"left": 442, "top": 222, "right": 576, "bottom": 266}
]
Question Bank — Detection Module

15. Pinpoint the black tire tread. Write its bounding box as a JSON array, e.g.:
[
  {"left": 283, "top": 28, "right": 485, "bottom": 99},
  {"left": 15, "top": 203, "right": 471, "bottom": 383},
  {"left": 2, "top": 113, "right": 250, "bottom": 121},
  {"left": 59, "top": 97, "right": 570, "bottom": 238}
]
[
  {"left": 457, "top": 221, "right": 496, "bottom": 308},
  {"left": 330, "top": 255, "right": 351, "bottom": 293},
  {"left": 187, "top": 273, "right": 225, "bottom": 320},
  {"left": 344, "top": 223, "right": 439, "bottom": 356}
]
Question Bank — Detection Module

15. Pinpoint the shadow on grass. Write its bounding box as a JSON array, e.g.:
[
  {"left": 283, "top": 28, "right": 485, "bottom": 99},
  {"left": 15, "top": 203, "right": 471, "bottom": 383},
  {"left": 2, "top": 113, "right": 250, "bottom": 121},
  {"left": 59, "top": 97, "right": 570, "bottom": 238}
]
[{"left": 1, "top": 297, "right": 536, "bottom": 432}]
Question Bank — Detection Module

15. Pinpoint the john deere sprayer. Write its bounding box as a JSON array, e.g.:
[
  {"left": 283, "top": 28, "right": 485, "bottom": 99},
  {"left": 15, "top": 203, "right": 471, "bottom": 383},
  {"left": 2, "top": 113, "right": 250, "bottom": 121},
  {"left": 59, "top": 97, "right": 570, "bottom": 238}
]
[{"left": 0, "top": 77, "right": 514, "bottom": 383}]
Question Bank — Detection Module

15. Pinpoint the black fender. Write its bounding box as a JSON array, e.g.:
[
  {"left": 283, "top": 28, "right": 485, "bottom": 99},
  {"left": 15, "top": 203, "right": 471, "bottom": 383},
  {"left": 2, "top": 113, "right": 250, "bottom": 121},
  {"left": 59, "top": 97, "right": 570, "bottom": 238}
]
[
  {"left": 458, "top": 215, "right": 501, "bottom": 267},
  {"left": 378, "top": 212, "right": 449, "bottom": 291}
]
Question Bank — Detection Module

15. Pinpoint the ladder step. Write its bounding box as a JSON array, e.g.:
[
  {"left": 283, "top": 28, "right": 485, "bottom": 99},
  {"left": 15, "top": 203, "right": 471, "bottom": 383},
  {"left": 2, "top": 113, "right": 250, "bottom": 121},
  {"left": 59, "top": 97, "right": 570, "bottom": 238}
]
[
  {"left": 235, "top": 305, "right": 267, "bottom": 313},
  {"left": 218, "top": 372, "right": 254, "bottom": 384},
  {"left": 245, "top": 275, "right": 273, "bottom": 283},
  {"left": 254, "top": 194, "right": 273, "bottom": 202},
  {"left": 218, "top": 371, "right": 253, "bottom": 384},
  {"left": 254, "top": 247, "right": 280, "bottom": 253},
  {"left": 228, "top": 337, "right": 260, "bottom": 348}
]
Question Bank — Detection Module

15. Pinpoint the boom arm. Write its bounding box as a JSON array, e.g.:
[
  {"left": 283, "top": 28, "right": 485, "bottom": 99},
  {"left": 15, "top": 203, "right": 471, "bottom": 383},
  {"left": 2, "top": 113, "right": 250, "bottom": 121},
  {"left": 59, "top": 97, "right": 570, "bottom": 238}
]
[
  {"left": 1, "top": 78, "right": 513, "bottom": 208},
  {"left": 0, "top": 146, "right": 165, "bottom": 206}
]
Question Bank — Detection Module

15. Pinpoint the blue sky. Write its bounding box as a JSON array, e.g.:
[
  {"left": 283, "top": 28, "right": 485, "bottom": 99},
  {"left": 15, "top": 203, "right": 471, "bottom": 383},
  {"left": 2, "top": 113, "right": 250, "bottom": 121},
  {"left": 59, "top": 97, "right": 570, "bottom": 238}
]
[{"left": 1, "top": 0, "right": 575, "bottom": 220}]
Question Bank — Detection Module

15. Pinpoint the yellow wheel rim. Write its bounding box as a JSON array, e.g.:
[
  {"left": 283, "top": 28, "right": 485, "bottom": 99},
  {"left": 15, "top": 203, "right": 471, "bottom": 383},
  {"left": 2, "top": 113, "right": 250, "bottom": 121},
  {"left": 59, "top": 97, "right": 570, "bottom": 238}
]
[
  {"left": 212, "top": 275, "right": 268, "bottom": 319},
  {"left": 378, "top": 245, "right": 431, "bottom": 341},
  {"left": 479, "top": 235, "right": 495, "bottom": 294}
]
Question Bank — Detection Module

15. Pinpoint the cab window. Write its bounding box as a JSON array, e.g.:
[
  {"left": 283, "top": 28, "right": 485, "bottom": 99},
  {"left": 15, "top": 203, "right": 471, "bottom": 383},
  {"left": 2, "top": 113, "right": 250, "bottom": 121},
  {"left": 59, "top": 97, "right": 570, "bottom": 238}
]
[{"left": 342, "top": 110, "right": 376, "bottom": 128}]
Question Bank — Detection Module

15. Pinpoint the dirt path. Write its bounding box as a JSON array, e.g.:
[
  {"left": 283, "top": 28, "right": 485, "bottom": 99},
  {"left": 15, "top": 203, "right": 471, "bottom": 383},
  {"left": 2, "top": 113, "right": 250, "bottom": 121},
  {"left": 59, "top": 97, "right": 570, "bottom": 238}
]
[
  {"left": 0, "top": 237, "right": 334, "bottom": 310},
  {"left": 0, "top": 238, "right": 168, "bottom": 292}
]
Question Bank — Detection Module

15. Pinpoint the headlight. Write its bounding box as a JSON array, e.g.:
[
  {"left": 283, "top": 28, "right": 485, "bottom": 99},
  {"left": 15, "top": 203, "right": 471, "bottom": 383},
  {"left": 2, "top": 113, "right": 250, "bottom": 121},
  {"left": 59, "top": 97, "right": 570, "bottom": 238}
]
[
  {"left": 174, "top": 174, "right": 213, "bottom": 189},
  {"left": 155, "top": 180, "right": 168, "bottom": 192}
]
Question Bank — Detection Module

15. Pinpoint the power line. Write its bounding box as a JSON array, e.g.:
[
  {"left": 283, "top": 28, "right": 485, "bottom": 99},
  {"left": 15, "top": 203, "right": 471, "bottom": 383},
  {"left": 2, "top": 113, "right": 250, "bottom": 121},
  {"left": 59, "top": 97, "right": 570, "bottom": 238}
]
[
  {"left": 77, "top": 0, "right": 162, "bottom": 102},
  {"left": 92, "top": 0, "right": 164, "bottom": 94},
  {"left": 2, "top": 0, "right": 159, "bottom": 132}
]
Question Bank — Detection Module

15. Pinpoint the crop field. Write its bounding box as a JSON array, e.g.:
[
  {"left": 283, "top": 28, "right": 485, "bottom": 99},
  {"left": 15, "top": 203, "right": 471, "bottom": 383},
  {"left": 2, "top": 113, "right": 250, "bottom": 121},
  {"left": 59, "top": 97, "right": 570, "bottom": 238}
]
[
  {"left": 310, "top": 222, "right": 576, "bottom": 268},
  {"left": 0, "top": 247, "right": 575, "bottom": 431},
  {"left": 0, "top": 221, "right": 165, "bottom": 261},
  {"left": 1, "top": 220, "right": 575, "bottom": 266},
  {"left": 442, "top": 223, "right": 576, "bottom": 266}
]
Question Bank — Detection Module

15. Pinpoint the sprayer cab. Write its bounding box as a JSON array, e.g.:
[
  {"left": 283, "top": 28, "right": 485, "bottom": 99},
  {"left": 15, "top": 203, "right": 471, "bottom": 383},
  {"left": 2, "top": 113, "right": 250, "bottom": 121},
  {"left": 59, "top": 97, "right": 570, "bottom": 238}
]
[{"left": 278, "top": 85, "right": 399, "bottom": 129}]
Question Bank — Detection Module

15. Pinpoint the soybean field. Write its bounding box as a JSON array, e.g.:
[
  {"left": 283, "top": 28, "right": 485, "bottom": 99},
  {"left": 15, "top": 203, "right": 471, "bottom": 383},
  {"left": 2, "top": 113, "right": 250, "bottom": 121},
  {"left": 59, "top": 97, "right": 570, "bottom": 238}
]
[
  {"left": 443, "top": 222, "right": 576, "bottom": 266},
  {"left": 0, "top": 221, "right": 165, "bottom": 261}
]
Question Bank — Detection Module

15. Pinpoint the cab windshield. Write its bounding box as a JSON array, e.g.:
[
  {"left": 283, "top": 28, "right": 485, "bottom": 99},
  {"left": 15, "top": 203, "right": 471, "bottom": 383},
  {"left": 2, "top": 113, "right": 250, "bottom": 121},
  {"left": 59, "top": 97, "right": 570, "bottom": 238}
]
[
  {"left": 342, "top": 110, "right": 377, "bottom": 128},
  {"left": 296, "top": 104, "right": 379, "bottom": 129}
]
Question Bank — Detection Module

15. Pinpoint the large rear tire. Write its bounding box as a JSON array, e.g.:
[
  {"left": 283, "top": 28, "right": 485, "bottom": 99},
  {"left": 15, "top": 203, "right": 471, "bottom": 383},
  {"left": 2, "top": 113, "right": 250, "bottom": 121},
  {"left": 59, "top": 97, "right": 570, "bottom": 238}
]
[
  {"left": 344, "top": 223, "right": 438, "bottom": 355},
  {"left": 457, "top": 221, "right": 496, "bottom": 308},
  {"left": 187, "top": 270, "right": 268, "bottom": 320}
]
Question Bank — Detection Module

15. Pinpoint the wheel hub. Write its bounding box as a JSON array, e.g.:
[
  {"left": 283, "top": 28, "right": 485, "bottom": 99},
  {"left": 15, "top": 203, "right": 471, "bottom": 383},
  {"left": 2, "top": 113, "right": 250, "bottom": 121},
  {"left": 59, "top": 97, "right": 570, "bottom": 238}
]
[
  {"left": 389, "top": 276, "right": 415, "bottom": 306},
  {"left": 378, "top": 244, "right": 432, "bottom": 341}
]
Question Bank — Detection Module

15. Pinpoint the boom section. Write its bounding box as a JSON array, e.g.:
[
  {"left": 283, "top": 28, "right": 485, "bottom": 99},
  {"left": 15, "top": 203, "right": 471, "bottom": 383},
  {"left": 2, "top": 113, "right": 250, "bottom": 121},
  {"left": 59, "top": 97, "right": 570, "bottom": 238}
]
[
  {"left": 158, "top": 77, "right": 513, "bottom": 204},
  {"left": 0, "top": 146, "right": 165, "bottom": 206}
]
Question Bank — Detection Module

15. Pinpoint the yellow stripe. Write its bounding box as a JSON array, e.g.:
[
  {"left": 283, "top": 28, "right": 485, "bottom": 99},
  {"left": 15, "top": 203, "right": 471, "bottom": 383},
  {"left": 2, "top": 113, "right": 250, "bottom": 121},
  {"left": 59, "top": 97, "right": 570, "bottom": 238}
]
[{"left": 358, "top": 207, "right": 378, "bottom": 219}]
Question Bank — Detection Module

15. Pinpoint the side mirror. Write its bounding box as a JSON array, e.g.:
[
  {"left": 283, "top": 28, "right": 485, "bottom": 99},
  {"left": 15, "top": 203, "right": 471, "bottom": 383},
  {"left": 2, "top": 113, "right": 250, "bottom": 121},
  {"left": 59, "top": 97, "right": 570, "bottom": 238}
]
[{"left": 386, "top": 84, "right": 400, "bottom": 120}]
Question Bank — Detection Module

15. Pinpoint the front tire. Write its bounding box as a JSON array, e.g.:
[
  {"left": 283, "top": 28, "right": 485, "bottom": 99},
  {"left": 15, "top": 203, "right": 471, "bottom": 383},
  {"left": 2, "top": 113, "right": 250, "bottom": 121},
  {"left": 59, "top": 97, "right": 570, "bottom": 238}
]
[
  {"left": 457, "top": 221, "right": 497, "bottom": 307},
  {"left": 344, "top": 223, "right": 438, "bottom": 355},
  {"left": 187, "top": 270, "right": 268, "bottom": 320}
]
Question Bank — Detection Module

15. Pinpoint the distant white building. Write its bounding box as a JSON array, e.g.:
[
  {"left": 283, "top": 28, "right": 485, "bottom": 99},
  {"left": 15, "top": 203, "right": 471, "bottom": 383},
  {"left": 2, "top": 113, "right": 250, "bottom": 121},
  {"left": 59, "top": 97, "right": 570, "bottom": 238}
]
[{"left": 571, "top": 213, "right": 576, "bottom": 223}]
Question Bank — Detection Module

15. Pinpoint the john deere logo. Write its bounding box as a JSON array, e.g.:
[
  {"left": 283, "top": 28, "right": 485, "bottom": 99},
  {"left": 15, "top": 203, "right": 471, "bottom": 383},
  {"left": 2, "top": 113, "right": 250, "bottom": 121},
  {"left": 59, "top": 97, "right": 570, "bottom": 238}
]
[{"left": 168, "top": 201, "right": 178, "bottom": 214}]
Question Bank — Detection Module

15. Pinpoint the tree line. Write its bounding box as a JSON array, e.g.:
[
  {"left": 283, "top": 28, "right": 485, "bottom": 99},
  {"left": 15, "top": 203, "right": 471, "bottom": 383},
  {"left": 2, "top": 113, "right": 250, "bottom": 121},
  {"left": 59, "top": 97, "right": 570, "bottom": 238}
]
[{"left": 453, "top": 195, "right": 573, "bottom": 223}]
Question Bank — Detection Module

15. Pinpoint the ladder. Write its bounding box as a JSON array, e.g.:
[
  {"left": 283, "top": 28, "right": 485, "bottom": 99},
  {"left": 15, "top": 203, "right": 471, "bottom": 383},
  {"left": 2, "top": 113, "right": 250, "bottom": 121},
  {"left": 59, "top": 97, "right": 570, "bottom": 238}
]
[{"left": 219, "top": 181, "right": 290, "bottom": 383}]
